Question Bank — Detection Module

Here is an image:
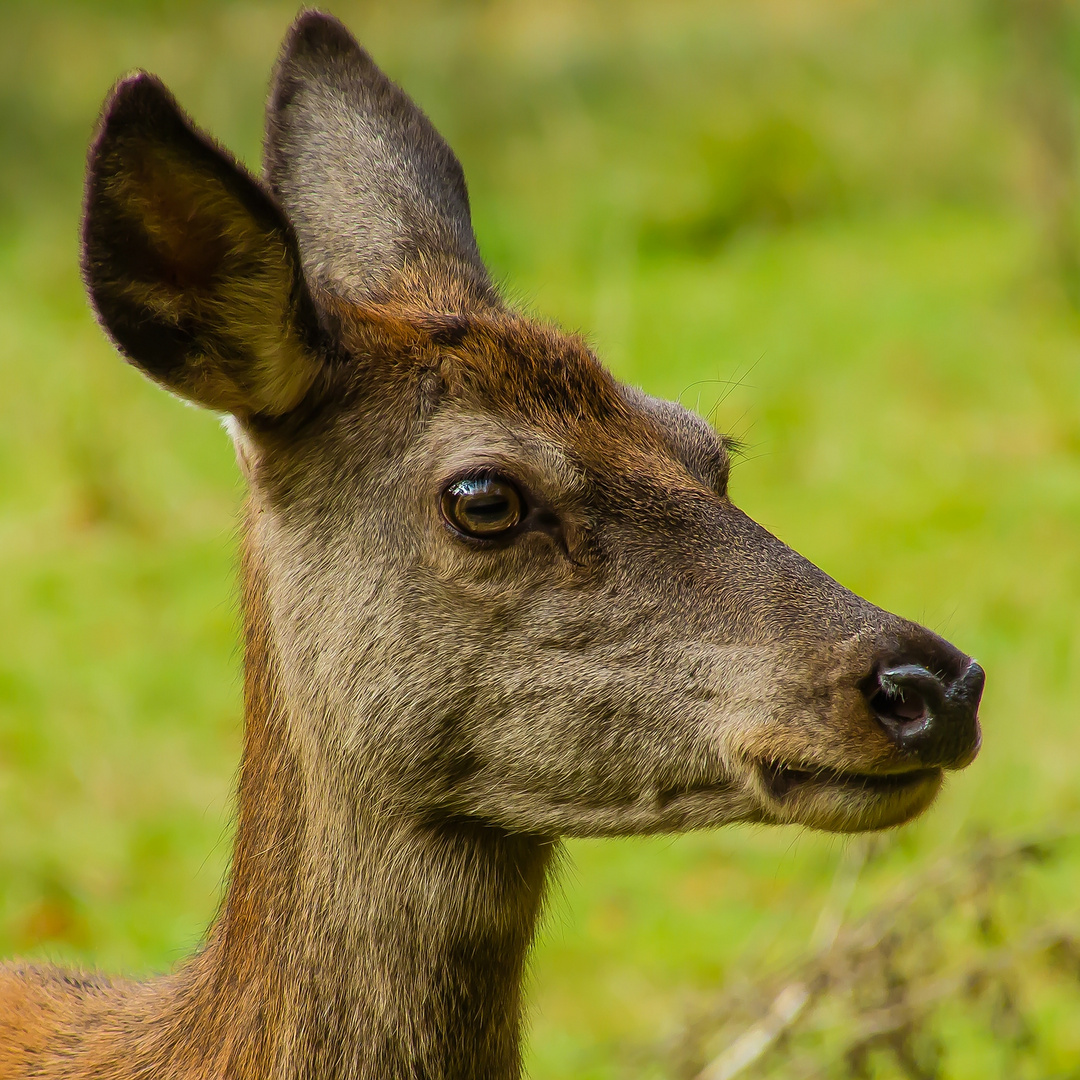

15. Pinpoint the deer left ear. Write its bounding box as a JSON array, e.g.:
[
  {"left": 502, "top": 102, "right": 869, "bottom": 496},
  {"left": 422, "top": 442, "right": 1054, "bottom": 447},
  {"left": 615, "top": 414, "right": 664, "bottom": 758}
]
[{"left": 82, "top": 72, "right": 322, "bottom": 418}]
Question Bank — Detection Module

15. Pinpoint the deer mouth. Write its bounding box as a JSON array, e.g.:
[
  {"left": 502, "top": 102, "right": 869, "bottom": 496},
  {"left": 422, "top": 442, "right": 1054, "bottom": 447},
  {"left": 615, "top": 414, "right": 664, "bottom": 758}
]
[
  {"left": 761, "top": 761, "right": 940, "bottom": 799},
  {"left": 756, "top": 760, "right": 942, "bottom": 831}
]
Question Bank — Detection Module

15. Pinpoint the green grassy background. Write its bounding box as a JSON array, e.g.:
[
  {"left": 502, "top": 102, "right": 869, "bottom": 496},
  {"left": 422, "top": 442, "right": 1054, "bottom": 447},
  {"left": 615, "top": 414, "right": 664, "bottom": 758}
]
[{"left": 1, "top": 2, "right": 1079, "bottom": 1076}]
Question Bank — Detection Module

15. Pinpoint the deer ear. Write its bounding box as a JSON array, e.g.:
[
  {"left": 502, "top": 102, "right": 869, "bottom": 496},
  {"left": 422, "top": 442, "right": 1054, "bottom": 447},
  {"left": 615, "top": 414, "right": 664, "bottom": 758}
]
[
  {"left": 264, "top": 11, "right": 494, "bottom": 307},
  {"left": 82, "top": 73, "right": 322, "bottom": 417}
]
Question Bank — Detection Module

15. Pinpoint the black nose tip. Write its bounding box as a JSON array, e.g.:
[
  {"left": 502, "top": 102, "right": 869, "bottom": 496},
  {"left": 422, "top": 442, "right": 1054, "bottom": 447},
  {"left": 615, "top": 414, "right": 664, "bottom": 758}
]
[{"left": 865, "top": 660, "right": 984, "bottom": 768}]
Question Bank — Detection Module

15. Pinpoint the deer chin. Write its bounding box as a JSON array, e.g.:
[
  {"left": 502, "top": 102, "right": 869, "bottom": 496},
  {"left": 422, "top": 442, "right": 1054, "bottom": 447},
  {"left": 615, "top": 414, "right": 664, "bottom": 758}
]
[{"left": 753, "top": 760, "right": 944, "bottom": 832}]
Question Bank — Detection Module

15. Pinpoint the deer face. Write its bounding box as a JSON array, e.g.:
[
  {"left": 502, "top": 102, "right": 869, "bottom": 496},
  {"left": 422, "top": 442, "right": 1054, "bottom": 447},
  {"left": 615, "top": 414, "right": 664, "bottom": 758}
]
[{"left": 82, "top": 12, "right": 982, "bottom": 840}]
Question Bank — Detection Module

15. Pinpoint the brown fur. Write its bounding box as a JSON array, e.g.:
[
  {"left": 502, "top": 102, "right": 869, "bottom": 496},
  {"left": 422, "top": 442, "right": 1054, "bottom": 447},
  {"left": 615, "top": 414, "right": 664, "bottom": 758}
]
[{"left": 0, "top": 11, "right": 983, "bottom": 1079}]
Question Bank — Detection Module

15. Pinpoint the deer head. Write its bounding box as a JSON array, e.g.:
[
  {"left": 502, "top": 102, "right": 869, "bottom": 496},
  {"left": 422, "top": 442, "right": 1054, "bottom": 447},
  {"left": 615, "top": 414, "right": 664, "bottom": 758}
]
[{"left": 81, "top": 12, "right": 983, "bottom": 847}]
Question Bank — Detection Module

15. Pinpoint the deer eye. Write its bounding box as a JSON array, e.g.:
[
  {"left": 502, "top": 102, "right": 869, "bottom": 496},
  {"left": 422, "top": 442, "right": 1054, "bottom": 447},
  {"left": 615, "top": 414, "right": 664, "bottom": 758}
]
[{"left": 441, "top": 475, "right": 524, "bottom": 539}]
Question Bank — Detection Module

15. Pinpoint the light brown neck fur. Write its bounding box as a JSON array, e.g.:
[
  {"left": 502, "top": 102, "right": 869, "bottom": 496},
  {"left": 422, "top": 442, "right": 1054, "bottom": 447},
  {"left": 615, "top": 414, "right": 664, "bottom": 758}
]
[{"left": 0, "top": 524, "right": 553, "bottom": 1080}]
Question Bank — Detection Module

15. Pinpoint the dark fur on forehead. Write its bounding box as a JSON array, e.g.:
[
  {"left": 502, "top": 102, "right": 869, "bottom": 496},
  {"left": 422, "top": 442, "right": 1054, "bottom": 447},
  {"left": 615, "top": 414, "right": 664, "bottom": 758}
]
[
  {"left": 327, "top": 302, "right": 670, "bottom": 454},
  {"left": 440, "top": 317, "right": 624, "bottom": 418}
]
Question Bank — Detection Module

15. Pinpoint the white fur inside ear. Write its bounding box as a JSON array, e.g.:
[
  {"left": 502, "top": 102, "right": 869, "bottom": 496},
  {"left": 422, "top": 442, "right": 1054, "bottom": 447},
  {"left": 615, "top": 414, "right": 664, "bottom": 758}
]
[{"left": 223, "top": 413, "right": 257, "bottom": 477}]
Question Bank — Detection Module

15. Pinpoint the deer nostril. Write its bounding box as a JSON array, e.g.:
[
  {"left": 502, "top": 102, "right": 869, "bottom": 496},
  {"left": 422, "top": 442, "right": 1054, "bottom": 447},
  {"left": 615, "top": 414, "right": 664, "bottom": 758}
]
[
  {"left": 863, "top": 659, "right": 983, "bottom": 769},
  {"left": 867, "top": 664, "right": 943, "bottom": 743}
]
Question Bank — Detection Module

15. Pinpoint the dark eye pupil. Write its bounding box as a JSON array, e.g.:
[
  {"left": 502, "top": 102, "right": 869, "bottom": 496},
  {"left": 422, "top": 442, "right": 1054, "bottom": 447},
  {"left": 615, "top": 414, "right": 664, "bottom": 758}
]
[
  {"left": 466, "top": 493, "right": 510, "bottom": 521},
  {"left": 442, "top": 476, "right": 523, "bottom": 538}
]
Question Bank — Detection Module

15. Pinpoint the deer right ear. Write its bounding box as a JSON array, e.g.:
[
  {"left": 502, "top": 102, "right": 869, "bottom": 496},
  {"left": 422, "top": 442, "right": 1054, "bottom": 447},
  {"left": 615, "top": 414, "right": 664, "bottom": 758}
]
[
  {"left": 82, "top": 73, "right": 323, "bottom": 418},
  {"left": 264, "top": 10, "right": 495, "bottom": 307}
]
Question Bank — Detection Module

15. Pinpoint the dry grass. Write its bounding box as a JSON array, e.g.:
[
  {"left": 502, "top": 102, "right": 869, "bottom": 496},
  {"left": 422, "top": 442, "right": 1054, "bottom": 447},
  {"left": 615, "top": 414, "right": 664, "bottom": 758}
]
[{"left": 655, "top": 833, "right": 1080, "bottom": 1079}]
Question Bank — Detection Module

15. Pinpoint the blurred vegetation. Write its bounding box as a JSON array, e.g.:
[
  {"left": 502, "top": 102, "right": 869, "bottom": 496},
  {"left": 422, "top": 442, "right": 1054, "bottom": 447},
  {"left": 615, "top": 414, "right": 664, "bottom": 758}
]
[
  {"left": 1, "top": 1, "right": 1079, "bottom": 1077},
  {"left": 661, "top": 833, "right": 1080, "bottom": 1079}
]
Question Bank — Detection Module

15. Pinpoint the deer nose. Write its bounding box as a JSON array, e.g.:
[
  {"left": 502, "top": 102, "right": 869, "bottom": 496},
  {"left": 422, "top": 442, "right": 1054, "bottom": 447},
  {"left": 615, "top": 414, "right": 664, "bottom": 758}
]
[{"left": 864, "top": 659, "right": 984, "bottom": 769}]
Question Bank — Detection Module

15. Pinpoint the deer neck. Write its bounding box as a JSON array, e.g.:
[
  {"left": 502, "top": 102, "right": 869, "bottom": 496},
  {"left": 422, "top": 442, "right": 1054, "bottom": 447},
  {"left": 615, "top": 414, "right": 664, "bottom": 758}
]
[{"left": 175, "top": 534, "right": 554, "bottom": 1080}]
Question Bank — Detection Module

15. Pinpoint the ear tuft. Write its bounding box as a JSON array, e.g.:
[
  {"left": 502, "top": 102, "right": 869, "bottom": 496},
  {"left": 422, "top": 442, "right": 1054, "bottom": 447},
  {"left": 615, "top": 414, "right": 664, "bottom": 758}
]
[{"left": 82, "top": 72, "right": 322, "bottom": 417}]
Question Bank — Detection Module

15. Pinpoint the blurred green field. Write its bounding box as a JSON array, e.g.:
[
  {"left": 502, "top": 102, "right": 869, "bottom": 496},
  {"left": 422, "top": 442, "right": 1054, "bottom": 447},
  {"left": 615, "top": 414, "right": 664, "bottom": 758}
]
[{"left": 2, "top": 2, "right": 1080, "bottom": 1077}]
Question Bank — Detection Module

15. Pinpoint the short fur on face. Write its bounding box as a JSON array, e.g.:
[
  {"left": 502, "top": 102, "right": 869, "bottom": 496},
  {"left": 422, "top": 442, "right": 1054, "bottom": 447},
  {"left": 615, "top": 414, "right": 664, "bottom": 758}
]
[{"left": 241, "top": 302, "right": 966, "bottom": 840}]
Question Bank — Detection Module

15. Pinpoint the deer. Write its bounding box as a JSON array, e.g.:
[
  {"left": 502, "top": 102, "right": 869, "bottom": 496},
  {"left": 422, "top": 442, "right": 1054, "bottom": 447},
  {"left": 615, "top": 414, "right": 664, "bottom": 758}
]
[{"left": 0, "top": 10, "right": 985, "bottom": 1080}]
